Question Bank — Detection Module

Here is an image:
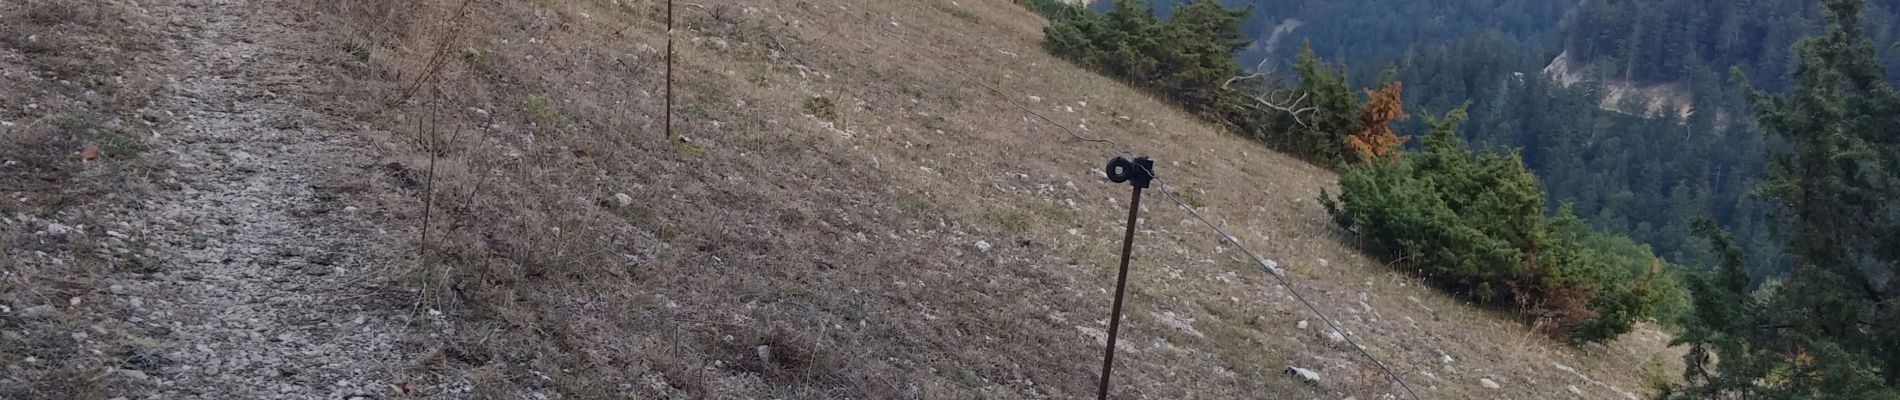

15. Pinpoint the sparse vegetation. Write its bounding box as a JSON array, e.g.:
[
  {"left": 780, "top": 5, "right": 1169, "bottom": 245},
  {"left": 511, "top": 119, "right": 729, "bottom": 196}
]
[
  {"left": 461, "top": 46, "right": 496, "bottom": 73},
  {"left": 802, "top": 95, "right": 837, "bottom": 121},
  {"left": 518, "top": 94, "right": 566, "bottom": 130},
  {"left": 933, "top": 2, "right": 980, "bottom": 24},
  {"left": 0, "top": 0, "right": 166, "bottom": 397},
  {"left": 301, "top": 0, "right": 1696, "bottom": 397},
  {"left": 984, "top": 206, "right": 1034, "bottom": 234}
]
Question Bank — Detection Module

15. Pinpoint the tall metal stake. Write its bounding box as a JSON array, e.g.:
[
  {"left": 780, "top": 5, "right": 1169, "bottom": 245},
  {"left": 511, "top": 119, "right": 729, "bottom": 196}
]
[
  {"left": 664, "top": 0, "right": 674, "bottom": 140},
  {"left": 1098, "top": 156, "right": 1153, "bottom": 400}
]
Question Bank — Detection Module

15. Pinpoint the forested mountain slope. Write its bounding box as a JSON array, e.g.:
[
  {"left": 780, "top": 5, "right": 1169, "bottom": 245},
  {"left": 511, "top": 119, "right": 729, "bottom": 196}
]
[{"left": 1116, "top": 0, "right": 1900, "bottom": 277}]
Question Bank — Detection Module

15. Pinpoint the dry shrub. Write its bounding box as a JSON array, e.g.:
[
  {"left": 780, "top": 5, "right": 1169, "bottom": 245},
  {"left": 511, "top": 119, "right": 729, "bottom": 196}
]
[{"left": 1346, "top": 82, "right": 1408, "bottom": 163}]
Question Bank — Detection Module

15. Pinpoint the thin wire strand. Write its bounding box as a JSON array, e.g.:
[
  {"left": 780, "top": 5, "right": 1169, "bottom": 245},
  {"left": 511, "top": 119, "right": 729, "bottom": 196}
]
[{"left": 871, "top": 18, "right": 1424, "bottom": 400}]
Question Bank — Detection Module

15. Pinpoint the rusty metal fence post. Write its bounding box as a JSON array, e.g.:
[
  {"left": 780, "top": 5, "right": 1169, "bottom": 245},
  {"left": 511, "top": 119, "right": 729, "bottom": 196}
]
[{"left": 1098, "top": 156, "right": 1153, "bottom": 400}]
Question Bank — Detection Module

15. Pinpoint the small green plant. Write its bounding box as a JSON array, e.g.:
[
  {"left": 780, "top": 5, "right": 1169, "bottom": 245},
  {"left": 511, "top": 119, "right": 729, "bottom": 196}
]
[
  {"left": 96, "top": 132, "right": 142, "bottom": 160},
  {"left": 983, "top": 207, "right": 1032, "bottom": 234},
  {"left": 1026, "top": 200, "right": 1075, "bottom": 226},
  {"left": 802, "top": 96, "right": 838, "bottom": 121},
  {"left": 795, "top": 1, "right": 812, "bottom": 10},
  {"left": 519, "top": 94, "right": 566, "bottom": 130},
  {"left": 900, "top": 197, "right": 937, "bottom": 217},
  {"left": 1640, "top": 353, "right": 1676, "bottom": 390},
  {"left": 461, "top": 47, "right": 496, "bottom": 72},
  {"left": 674, "top": 137, "right": 706, "bottom": 157},
  {"left": 1175, "top": 189, "right": 1206, "bottom": 208}
]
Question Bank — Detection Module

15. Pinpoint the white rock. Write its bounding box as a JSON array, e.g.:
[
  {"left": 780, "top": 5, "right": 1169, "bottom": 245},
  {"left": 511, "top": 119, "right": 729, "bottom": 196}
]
[
  {"left": 755, "top": 345, "right": 772, "bottom": 364},
  {"left": 1257, "top": 256, "right": 1284, "bottom": 276},
  {"left": 109, "top": 285, "right": 125, "bottom": 295},
  {"left": 1285, "top": 366, "right": 1320, "bottom": 384},
  {"left": 1295, "top": 320, "right": 1308, "bottom": 330},
  {"left": 1481, "top": 378, "right": 1501, "bottom": 389},
  {"left": 613, "top": 193, "right": 634, "bottom": 207},
  {"left": 974, "top": 240, "right": 992, "bottom": 252},
  {"left": 1326, "top": 329, "right": 1346, "bottom": 344},
  {"left": 1567, "top": 385, "right": 1584, "bottom": 396}
]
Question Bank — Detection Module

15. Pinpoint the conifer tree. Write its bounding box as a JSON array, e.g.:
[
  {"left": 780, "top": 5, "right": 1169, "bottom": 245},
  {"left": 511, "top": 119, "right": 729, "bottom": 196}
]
[{"left": 1671, "top": 0, "right": 1900, "bottom": 396}]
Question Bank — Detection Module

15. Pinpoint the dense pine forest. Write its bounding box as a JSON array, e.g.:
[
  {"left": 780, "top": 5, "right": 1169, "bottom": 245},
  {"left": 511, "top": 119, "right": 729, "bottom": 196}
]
[
  {"left": 1102, "top": 0, "right": 1900, "bottom": 278},
  {"left": 1032, "top": 0, "right": 1900, "bottom": 395}
]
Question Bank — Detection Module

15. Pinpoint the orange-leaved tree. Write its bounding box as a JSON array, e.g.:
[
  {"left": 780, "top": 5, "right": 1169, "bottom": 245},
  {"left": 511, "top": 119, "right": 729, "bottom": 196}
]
[{"left": 1346, "top": 82, "right": 1409, "bottom": 163}]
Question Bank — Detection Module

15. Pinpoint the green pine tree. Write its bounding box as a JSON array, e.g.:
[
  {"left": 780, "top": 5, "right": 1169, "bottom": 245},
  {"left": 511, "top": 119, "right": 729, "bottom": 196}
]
[{"left": 1671, "top": 0, "right": 1900, "bottom": 396}]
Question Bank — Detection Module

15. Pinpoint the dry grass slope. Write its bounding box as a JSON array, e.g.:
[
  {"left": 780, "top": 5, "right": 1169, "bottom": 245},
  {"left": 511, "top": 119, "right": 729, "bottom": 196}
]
[
  {"left": 1, "top": 1, "right": 168, "bottom": 397},
  {"left": 317, "top": 0, "right": 1681, "bottom": 398}
]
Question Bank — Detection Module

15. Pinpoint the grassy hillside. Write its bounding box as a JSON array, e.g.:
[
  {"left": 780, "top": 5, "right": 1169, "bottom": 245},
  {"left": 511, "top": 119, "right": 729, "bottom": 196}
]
[{"left": 317, "top": 0, "right": 1679, "bottom": 397}]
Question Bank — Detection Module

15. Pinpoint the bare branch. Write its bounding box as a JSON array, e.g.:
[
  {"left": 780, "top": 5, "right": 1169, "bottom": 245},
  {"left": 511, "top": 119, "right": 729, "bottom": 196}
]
[
  {"left": 1243, "top": 91, "right": 1317, "bottom": 127},
  {"left": 1223, "top": 58, "right": 1316, "bottom": 127},
  {"left": 1220, "top": 58, "right": 1277, "bottom": 91}
]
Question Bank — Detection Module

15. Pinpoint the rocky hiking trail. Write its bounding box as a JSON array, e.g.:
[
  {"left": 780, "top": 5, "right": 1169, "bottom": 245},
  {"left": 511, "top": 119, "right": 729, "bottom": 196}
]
[{"left": 92, "top": 1, "right": 408, "bottom": 398}]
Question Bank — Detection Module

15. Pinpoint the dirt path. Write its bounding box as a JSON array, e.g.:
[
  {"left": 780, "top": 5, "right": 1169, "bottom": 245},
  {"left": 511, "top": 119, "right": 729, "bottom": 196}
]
[{"left": 113, "top": 0, "right": 408, "bottom": 398}]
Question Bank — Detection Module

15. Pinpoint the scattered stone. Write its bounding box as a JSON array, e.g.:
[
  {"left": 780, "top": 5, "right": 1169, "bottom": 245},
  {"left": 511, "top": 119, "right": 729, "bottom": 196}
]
[
  {"left": 1076, "top": 326, "right": 1107, "bottom": 346},
  {"left": 613, "top": 193, "right": 633, "bottom": 207},
  {"left": 1153, "top": 311, "right": 1203, "bottom": 337},
  {"left": 141, "top": 109, "right": 170, "bottom": 124},
  {"left": 1257, "top": 255, "right": 1284, "bottom": 276},
  {"left": 109, "top": 285, "right": 126, "bottom": 295},
  {"left": 1326, "top": 329, "right": 1346, "bottom": 345},
  {"left": 974, "top": 240, "right": 992, "bottom": 252},
  {"left": 755, "top": 345, "right": 772, "bottom": 364},
  {"left": 1481, "top": 378, "right": 1501, "bottom": 389},
  {"left": 1296, "top": 320, "right": 1308, "bottom": 330},
  {"left": 303, "top": 264, "right": 331, "bottom": 276},
  {"left": 1285, "top": 366, "right": 1320, "bottom": 384},
  {"left": 1567, "top": 385, "right": 1584, "bottom": 396},
  {"left": 45, "top": 223, "right": 74, "bottom": 236},
  {"left": 19, "top": 305, "right": 58, "bottom": 319}
]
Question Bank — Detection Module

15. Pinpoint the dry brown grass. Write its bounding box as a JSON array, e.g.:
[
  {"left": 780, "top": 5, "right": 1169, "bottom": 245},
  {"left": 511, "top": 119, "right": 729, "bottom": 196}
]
[
  {"left": 310, "top": 0, "right": 1683, "bottom": 398},
  {"left": 0, "top": 1, "right": 168, "bottom": 398}
]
